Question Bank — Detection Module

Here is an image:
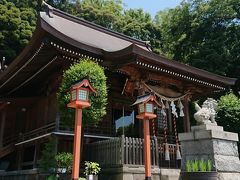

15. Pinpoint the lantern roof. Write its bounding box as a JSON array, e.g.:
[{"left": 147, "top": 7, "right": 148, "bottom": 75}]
[
  {"left": 132, "top": 93, "right": 161, "bottom": 107},
  {"left": 70, "top": 79, "right": 97, "bottom": 93}
]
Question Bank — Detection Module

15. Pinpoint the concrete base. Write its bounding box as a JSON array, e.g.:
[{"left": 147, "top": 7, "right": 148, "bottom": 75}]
[
  {"left": 99, "top": 165, "right": 180, "bottom": 180},
  {"left": 179, "top": 124, "right": 240, "bottom": 179},
  {"left": 218, "top": 173, "right": 240, "bottom": 180}
]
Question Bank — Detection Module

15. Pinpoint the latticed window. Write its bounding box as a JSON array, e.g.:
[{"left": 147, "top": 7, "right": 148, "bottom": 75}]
[
  {"left": 157, "top": 108, "right": 166, "bottom": 130},
  {"left": 78, "top": 89, "right": 87, "bottom": 100},
  {"left": 139, "top": 104, "right": 144, "bottom": 113},
  {"left": 71, "top": 89, "right": 76, "bottom": 100},
  {"left": 146, "top": 103, "right": 153, "bottom": 113}
]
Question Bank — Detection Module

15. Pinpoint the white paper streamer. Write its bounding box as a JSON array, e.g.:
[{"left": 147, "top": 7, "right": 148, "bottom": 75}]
[
  {"left": 178, "top": 100, "right": 185, "bottom": 117},
  {"left": 171, "top": 101, "right": 178, "bottom": 118}
]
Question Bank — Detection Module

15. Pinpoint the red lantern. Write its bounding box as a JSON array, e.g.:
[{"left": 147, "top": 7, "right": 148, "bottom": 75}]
[
  {"left": 132, "top": 93, "right": 161, "bottom": 180},
  {"left": 67, "top": 79, "right": 97, "bottom": 109},
  {"left": 67, "top": 79, "right": 96, "bottom": 180},
  {"left": 133, "top": 93, "right": 161, "bottom": 120}
]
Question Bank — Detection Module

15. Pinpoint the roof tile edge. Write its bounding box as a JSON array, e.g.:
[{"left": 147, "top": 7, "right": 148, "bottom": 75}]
[{"left": 42, "top": 1, "right": 149, "bottom": 49}]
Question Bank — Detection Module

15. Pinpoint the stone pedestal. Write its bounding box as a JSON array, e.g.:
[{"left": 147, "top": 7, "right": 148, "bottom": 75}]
[{"left": 179, "top": 124, "right": 240, "bottom": 179}]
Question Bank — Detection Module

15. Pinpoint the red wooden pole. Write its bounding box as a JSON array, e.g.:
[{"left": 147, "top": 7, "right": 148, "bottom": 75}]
[
  {"left": 72, "top": 108, "right": 82, "bottom": 180},
  {"left": 143, "top": 119, "right": 151, "bottom": 180}
]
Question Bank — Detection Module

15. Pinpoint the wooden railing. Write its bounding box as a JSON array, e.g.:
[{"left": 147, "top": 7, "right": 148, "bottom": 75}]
[
  {"left": 58, "top": 122, "right": 114, "bottom": 137},
  {"left": 83, "top": 136, "right": 181, "bottom": 169},
  {"left": 84, "top": 124, "right": 114, "bottom": 136},
  {"left": 20, "top": 122, "right": 56, "bottom": 142},
  {"left": 2, "top": 135, "right": 17, "bottom": 147},
  {"left": 0, "top": 144, "right": 15, "bottom": 159}
]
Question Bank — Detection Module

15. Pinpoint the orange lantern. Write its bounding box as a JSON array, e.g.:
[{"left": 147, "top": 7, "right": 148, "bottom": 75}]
[
  {"left": 133, "top": 93, "right": 161, "bottom": 120},
  {"left": 67, "top": 79, "right": 96, "bottom": 180},
  {"left": 132, "top": 93, "right": 160, "bottom": 180},
  {"left": 67, "top": 79, "right": 97, "bottom": 109}
]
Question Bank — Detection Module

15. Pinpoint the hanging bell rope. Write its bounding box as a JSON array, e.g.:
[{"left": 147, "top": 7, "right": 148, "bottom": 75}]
[
  {"left": 162, "top": 109, "right": 170, "bottom": 161},
  {"left": 152, "top": 118, "right": 156, "bottom": 137},
  {"left": 172, "top": 115, "right": 182, "bottom": 160}
]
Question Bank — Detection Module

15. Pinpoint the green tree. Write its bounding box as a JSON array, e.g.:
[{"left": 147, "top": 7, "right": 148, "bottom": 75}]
[
  {"left": 217, "top": 92, "right": 240, "bottom": 133},
  {"left": 0, "top": 0, "right": 37, "bottom": 64},
  {"left": 155, "top": 0, "right": 240, "bottom": 78},
  {"left": 116, "top": 8, "right": 162, "bottom": 53},
  {"left": 71, "top": 0, "right": 123, "bottom": 29},
  {"left": 57, "top": 59, "right": 107, "bottom": 127}
]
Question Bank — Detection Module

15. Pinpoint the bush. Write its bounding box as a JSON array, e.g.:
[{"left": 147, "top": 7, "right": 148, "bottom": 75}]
[
  {"left": 40, "top": 139, "right": 57, "bottom": 171},
  {"left": 57, "top": 59, "right": 107, "bottom": 128},
  {"left": 55, "top": 152, "right": 73, "bottom": 173},
  {"left": 84, "top": 161, "right": 101, "bottom": 175},
  {"left": 216, "top": 92, "right": 240, "bottom": 133}
]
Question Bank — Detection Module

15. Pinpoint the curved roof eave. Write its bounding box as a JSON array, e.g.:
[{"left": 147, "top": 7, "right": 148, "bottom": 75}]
[
  {"left": 132, "top": 45, "right": 237, "bottom": 86},
  {"left": 39, "top": 5, "right": 149, "bottom": 53},
  {"left": 104, "top": 44, "right": 237, "bottom": 87}
]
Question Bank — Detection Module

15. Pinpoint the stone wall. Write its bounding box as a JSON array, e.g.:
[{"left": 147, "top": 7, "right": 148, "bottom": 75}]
[{"left": 99, "top": 165, "right": 180, "bottom": 180}]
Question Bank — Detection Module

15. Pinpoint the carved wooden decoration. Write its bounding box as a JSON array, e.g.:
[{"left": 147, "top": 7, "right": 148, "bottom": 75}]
[{"left": 122, "top": 79, "right": 136, "bottom": 96}]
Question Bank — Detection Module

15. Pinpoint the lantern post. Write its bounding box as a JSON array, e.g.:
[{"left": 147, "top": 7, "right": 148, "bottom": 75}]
[
  {"left": 132, "top": 93, "right": 160, "bottom": 180},
  {"left": 67, "top": 79, "right": 96, "bottom": 180}
]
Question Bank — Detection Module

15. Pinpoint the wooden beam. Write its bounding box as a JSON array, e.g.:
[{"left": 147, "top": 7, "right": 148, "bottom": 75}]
[
  {"left": 0, "top": 108, "right": 6, "bottom": 148},
  {"left": 119, "top": 65, "right": 141, "bottom": 80},
  {"left": 0, "top": 97, "right": 40, "bottom": 105},
  {"left": 0, "top": 102, "right": 8, "bottom": 111},
  {"left": 148, "top": 73, "right": 183, "bottom": 87},
  {"left": 183, "top": 96, "right": 191, "bottom": 132}
]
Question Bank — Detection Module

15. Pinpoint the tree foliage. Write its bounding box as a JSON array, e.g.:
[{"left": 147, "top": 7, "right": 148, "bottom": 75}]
[
  {"left": 72, "top": 0, "right": 123, "bottom": 29},
  {"left": 216, "top": 92, "right": 240, "bottom": 133},
  {"left": 155, "top": 0, "right": 240, "bottom": 78},
  {"left": 0, "top": 0, "right": 37, "bottom": 64},
  {"left": 57, "top": 59, "right": 107, "bottom": 127}
]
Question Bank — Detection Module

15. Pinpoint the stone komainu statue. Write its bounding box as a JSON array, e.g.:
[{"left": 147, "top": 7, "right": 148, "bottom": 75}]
[{"left": 194, "top": 98, "right": 218, "bottom": 125}]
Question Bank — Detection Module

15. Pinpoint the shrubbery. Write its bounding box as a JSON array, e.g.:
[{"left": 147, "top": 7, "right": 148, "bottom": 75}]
[
  {"left": 217, "top": 92, "right": 240, "bottom": 133},
  {"left": 57, "top": 59, "right": 107, "bottom": 127}
]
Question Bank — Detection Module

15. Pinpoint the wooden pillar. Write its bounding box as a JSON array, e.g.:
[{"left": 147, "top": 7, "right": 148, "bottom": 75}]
[
  {"left": 143, "top": 119, "right": 151, "bottom": 180},
  {"left": 183, "top": 97, "right": 190, "bottom": 132},
  {"left": 0, "top": 109, "right": 6, "bottom": 148},
  {"left": 138, "top": 84, "right": 146, "bottom": 138},
  {"left": 55, "top": 112, "right": 60, "bottom": 131},
  {"left": 16, "top": 147, "right": 23, "bottom": 170},
  {"left": 72, "top": 108, "right": 82, "bottom": 180},
  {"left": 167, "top": 109, "right": 173, "bottom": 134},
  {"left": 33, "top": 143, "right": 39, "bottom": 168}
]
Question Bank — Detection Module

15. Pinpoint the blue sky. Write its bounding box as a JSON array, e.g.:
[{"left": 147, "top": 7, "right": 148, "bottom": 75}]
[{"left": 122, "top": 0, "right": 182, "bottom": 17}]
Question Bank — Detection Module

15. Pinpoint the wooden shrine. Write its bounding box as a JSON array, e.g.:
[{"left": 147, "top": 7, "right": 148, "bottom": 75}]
[{"left": 0, "top": 2, "right": 237, "bottom": 180}]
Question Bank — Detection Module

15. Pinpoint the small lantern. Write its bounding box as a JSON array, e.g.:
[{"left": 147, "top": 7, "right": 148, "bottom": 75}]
[
  {"left": 132, "top": 93, "right": 161, "bottom": 120},
  {"left": 67, "top": 79, "right": 97, "bottom": 109}
]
